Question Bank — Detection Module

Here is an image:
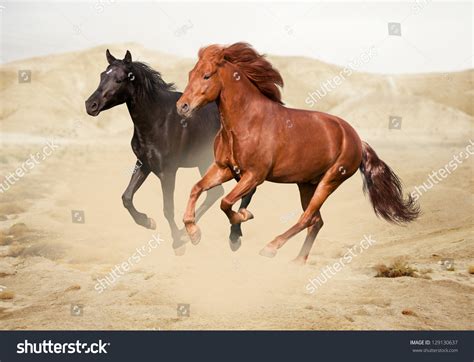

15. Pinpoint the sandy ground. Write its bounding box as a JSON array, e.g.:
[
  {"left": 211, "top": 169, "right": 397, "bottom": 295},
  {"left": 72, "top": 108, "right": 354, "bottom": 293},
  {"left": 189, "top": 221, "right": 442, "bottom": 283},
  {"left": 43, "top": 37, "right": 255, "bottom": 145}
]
[{"left": 0, "top": 44, "right": 473, "bottom": 330}]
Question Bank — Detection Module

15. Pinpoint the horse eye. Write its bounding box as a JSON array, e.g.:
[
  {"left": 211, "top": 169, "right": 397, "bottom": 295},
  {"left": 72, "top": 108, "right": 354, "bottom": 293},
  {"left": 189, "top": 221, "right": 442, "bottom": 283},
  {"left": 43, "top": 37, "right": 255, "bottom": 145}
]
[
  {"left": 116, "top": 79, "right": 123, "bottom": 84},
  {"left": 203, "top": 74, "right": 211, "bottom": 80}
]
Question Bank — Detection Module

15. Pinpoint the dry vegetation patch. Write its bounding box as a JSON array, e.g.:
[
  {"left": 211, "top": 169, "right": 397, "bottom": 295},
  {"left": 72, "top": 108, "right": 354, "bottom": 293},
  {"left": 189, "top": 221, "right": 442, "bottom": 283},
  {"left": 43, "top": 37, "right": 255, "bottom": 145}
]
[
  {"left": 0, "top": 291, "right": 15, "bottom": 300},
  {"left": 374, "top": 259, "right": 429, "bottom": 278}
]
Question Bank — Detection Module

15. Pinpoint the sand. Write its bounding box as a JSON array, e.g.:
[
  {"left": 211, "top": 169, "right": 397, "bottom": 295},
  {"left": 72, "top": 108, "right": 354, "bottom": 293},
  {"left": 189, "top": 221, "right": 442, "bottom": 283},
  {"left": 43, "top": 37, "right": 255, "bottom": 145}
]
[{"left": 0, "top": 43, "right": 472, "bottom": 330}]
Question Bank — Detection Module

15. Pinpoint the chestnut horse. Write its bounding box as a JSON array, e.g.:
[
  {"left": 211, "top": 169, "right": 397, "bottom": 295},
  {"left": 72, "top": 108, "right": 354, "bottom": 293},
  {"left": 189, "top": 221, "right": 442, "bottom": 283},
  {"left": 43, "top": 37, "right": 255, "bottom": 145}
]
[{"left": 177, "top": 43, "right": 419, "bottom": 264}]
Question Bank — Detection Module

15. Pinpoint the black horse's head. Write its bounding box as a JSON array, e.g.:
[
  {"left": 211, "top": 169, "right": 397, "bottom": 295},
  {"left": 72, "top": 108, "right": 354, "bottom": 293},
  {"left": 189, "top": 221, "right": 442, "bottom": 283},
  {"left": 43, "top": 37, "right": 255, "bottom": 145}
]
[{"left": 85, "top": 49, "right": 135, "bottom": 116}]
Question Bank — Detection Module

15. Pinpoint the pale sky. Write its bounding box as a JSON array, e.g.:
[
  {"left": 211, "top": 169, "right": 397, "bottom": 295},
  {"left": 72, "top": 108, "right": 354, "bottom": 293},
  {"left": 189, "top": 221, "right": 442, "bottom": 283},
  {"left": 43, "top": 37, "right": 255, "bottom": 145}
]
[{"left": 1, "top": 1, "right": 472, "bottom": 73}]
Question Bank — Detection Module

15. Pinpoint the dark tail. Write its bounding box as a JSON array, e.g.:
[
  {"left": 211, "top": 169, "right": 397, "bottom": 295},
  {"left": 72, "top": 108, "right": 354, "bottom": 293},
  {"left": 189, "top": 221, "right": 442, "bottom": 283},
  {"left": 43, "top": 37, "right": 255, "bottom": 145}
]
[{"left": 359, "top": 142, "right": 420, "bottom": 224}]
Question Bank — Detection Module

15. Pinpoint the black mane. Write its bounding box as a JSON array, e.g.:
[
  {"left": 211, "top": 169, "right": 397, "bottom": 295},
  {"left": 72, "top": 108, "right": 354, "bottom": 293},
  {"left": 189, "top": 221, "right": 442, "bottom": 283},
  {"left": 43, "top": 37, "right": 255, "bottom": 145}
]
[{"left": 130, "top": 61, "right": 175, "bottom": 101}]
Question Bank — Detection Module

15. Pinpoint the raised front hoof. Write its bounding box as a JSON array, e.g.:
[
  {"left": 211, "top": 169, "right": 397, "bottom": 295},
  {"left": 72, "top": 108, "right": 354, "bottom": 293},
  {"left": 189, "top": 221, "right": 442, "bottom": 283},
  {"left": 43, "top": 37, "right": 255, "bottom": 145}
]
[
  {"left": 173, "top": 244, "right": 186, "bottom": 256},
  {"left": 146, "top": 218, "right": 157, "bottom": 230},
  {"left": 239, "top": 208, "right": 254, "bottom": 221},
  {"left": 230, "top": 209, "right": 255, "bottom": 225},
  {"left": 229, "top": 237, "right": 241, "bottom": 252},
  {"left": 259, "top": 246, "right": 277, "bottom": 258},
  {"left": 186, "top": 224, "right": 201, "bottom": 245},
  {"left": 291, "top": 256, "right": 308, "bottom": 266}
]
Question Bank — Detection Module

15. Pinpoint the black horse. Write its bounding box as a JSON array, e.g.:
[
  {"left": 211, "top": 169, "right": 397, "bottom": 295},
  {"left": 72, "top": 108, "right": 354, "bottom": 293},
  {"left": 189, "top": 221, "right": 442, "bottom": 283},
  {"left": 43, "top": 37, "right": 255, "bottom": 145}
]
[{"left": 85, "top": 49, "right": 254, "bottom": 253}]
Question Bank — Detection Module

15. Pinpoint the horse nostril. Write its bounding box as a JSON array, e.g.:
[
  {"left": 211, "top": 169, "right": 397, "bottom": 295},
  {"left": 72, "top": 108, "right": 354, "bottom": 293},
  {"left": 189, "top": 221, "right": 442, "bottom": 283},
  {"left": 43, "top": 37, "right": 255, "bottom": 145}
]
[
  {"left": 90, "top": 102, "right": 98, "bottom": 111},
  {"left": 181, "top": 103, "right": 189, "bottom": 112}
]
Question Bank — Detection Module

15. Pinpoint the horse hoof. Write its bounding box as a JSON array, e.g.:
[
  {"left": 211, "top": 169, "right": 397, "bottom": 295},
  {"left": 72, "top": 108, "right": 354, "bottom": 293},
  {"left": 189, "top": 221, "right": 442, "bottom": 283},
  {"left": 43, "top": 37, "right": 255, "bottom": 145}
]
[
  {"left": 229, "top": 237, "right": 241, "bottom": 252},
  {"left": 186, "top": 224, "right": 201, "bottom": 245},
  {"left": 173, "top": 244, "right": 186, "bottom": 256},
  {"left": 259, "top": 246, "right": 277, "bottom": 258},
  {"left": 239, "top": 208, "right": 254, "bottom": 222},
  {"left": 147, "top": 218, "right": 156, "bottom": 230},
  {"left": 291, "top": 256, "right": 307, "bottom": 266},
  {"left": 190, "top": 231, "right": 201, "bottom": 245},
  {"left": 177, "top": 228, "right": 187, "bottom": 238},
  {"left": 172, "top": 235, "right": 187, "bottom": 249}
]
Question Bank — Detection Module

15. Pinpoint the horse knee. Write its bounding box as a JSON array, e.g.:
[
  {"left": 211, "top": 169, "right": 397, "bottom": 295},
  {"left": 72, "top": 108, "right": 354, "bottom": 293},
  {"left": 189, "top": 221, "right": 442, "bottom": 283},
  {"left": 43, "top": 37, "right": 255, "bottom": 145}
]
[
  {"left": 298, "top": 215, "right": 313, "bottom": 229},
  {"left": 314, "top": 216, "right": 324, "bottom": 228},
  {"left": 220, "top": 197, "right": 232, "bottom": 212},
  {"left": 122, "top": 194, "right": 133, "bottom": 209},
  {"left": 190, "top": 184, "right": 203, "bottom": 198}
]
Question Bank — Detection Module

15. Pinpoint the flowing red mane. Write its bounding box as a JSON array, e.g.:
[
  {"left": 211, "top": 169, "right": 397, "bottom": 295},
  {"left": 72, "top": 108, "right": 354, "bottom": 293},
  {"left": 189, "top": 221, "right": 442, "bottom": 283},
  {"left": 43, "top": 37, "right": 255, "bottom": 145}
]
[{"left": 199, "top": 42, "right": 284, "bottom": 104}]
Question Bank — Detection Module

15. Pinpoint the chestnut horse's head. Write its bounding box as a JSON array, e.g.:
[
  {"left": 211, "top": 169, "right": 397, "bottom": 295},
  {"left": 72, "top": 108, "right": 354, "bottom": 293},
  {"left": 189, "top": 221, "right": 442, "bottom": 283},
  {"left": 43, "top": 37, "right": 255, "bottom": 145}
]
[
  {"left": 177, "top": 42, "right": 284, "bottom": 118},
  {"left": 177, "top": 45, "right": 224, "bottom": 118}
]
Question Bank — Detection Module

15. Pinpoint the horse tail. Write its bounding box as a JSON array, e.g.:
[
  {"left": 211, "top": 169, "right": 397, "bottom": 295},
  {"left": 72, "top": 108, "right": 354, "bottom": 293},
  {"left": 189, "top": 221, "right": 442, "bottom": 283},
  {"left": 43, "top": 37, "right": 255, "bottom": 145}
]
[{"left": 359, "top": 142, "right": 420, "bottom": 223}]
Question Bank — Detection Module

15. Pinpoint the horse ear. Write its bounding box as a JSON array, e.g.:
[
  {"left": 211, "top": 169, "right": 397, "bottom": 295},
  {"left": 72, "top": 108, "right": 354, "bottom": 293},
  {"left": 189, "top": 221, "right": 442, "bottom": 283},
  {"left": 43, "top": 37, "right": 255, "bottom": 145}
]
[
  {"left": 124, "top": 50, "right": 132, "bottom": 64},
  {"left": 216, "top": 47, "right": 226, "bottom": 66},
  {"left": 106, "top": 49, "right": 116, "bottom": 65}
]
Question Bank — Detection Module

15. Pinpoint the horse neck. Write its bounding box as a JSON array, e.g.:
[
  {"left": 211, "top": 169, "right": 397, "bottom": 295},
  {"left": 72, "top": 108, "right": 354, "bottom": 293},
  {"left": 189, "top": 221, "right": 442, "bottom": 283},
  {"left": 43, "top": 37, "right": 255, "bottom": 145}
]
[
  {"left": 217, "top": 64, "right": 267, "bottom": 132},
  {"left": 126, "top": 88, "right": 173, "bottom": 132}
]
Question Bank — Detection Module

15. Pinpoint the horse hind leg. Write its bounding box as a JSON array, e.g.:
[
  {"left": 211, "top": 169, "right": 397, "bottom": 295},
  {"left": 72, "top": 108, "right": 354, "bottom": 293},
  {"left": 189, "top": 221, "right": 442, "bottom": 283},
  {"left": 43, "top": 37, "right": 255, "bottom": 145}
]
[
  {"left": 259, "top": 179, "right": 339, "bottom": 260},
  {"left": 292, "top": 212, "right": 323, "bottom": 265},
  {"left": 290, "top": 183, "right": 323, "bottom": 264},
  {"left": 259, "top": 183, "right": 316, "bottom": 259}
]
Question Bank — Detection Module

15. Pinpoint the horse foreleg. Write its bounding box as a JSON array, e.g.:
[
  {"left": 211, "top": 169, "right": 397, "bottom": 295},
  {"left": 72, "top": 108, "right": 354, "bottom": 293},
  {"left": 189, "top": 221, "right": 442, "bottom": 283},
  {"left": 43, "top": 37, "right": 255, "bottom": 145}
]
[
  {"left": 160, "top": 170, "right": 187, "bottom": 254},
  {"left": 229, "top": 187, "right": 257, "bottom": 250},
  {"left": 183, "top": 163, "right": 233, "bottom": 244},
  {"left": 220, "top": 174, "right": 259, "bottom": 225},
  {"left": 122, "top": 161, "right": 153, "bottom": 229},
  {"left": 195, "top": 163, "right": 225, "bottom": 222}
]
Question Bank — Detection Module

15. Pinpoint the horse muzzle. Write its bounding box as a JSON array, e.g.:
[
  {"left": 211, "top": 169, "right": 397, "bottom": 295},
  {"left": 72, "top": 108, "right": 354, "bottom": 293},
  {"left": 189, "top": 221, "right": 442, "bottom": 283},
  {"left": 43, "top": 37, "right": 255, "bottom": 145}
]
[
  {"left": 177, "top": 101, "right": 194, "bottom": 118},
  {"left": 85, "top": 97, "right": 102, "bottom": 117}
]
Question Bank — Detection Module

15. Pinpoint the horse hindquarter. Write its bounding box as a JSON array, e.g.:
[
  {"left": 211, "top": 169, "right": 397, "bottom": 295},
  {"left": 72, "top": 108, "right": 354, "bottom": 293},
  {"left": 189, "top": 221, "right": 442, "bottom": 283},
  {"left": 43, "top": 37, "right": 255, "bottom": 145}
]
[{"left": 268, "top": 108, "right": 361, "bottom": 183}]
